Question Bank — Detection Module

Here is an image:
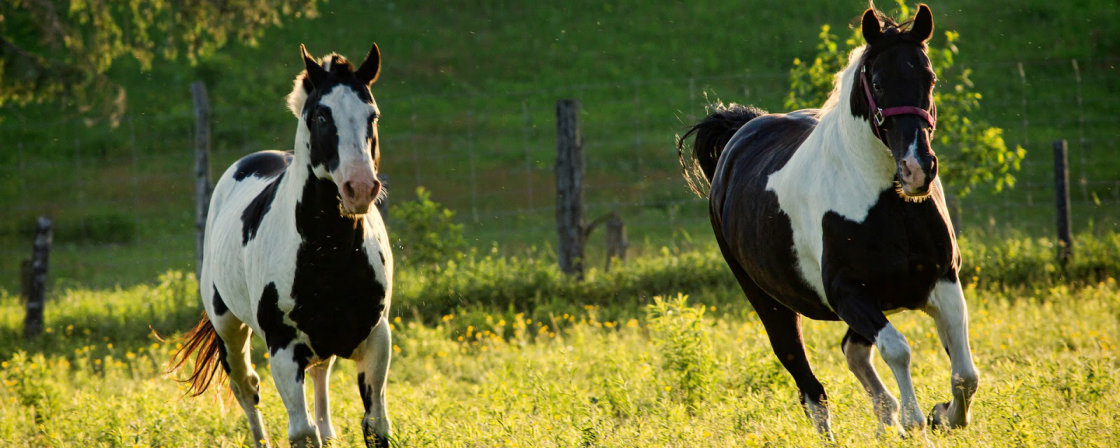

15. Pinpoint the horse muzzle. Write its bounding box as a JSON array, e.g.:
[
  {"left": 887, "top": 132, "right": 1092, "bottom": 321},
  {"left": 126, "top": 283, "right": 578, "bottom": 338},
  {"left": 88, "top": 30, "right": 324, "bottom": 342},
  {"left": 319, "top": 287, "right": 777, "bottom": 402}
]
[
  {"left": 338, "top": 168, "right": 381, "bottom": 215},
  {"left": 887, "top": 126, "right": 937, "bottom": 198}
]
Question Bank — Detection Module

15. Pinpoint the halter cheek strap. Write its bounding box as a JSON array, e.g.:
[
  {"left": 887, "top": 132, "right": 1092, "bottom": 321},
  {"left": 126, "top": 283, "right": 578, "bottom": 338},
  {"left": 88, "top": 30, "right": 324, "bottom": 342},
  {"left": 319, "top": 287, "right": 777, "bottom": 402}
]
[{"left": 860, "top": 65, "right": 937, "bottom": 143}]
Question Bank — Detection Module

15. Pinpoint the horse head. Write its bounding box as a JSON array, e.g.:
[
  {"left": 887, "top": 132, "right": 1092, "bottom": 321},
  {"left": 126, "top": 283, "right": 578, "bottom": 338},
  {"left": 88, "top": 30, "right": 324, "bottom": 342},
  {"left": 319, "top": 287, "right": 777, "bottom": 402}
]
[
  {"left": 287, "top": 43, "right": 383, "bottom": 215},
  {"left": 854, "top": 5, "right": 937, "bottom": 198}
]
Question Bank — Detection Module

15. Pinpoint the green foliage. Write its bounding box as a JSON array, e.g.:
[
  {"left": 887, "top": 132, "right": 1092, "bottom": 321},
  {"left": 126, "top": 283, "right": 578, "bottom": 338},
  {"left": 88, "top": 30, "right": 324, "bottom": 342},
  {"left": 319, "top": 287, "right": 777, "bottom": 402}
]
[
  {"left": 785, "top": 0, "right": 1026, "bottom": 196},
  {"left": 646, "top": 293, "right": 717, "bottom": 412},
  {"left": 0, "top": 0, "right": 320, "bottom": 118},
  {"left": 958, "top": 230, "right": 1120, "bottom": 291},
  {"left": 391, "top": 187, "right": 468, "bottom": 268}
]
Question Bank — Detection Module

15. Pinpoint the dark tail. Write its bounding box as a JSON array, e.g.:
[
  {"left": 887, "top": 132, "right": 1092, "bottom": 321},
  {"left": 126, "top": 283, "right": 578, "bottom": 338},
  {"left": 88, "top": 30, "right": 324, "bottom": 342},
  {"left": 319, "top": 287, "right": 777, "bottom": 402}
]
[
  {"left": 677, "top": 103, "right": 766, "bottom": 196},
  {"left": 165, "top": 312, "right": 226, "bottom": 397}
]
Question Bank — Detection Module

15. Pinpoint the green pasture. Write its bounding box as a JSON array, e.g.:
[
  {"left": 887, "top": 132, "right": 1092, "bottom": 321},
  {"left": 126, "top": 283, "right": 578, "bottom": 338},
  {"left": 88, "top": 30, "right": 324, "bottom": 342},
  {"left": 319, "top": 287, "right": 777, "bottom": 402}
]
[{"left": 1, "top": 235, "right": 1118, "bottom": 447}]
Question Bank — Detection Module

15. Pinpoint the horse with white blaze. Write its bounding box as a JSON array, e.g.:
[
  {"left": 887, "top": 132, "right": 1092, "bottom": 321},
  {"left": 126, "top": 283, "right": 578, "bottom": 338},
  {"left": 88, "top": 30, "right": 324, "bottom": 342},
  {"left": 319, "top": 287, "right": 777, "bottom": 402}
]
[
  {"left": 170, "top": 43, "right": 394, "bottom": 448},
  {"left": 678, "top": 5, "right": 979, "bottom": 440}
]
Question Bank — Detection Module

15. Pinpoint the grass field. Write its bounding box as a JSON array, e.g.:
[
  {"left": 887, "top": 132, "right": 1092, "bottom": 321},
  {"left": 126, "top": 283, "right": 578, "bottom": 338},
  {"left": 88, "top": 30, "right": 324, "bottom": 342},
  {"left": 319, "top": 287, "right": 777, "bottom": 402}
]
[
  {"left": 2, "top": 233, "right": 1119, "bottom": 447},
  {"left": 1, "top": 273, "right": 1117, "bottom": 447}
]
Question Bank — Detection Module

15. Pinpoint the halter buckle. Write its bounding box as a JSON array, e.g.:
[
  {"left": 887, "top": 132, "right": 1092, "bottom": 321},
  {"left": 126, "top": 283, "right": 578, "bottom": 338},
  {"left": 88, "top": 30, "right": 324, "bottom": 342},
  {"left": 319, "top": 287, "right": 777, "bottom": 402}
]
[{"left": 873, "top": 108, "right": 885, "bottom": 126}]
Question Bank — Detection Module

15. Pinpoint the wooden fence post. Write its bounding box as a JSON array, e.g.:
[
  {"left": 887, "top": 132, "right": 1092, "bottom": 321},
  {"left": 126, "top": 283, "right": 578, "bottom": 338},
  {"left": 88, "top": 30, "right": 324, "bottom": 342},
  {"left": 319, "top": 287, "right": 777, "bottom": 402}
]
[
  {"left": 1053, "top": 139, "right": 1073, "bottom": 265},
  {"left": 23, "top": 216, "right": 52, "bottom": 339},
  {"left": 192, "top": 81, "right": 212, "bottom": 279},
  {"left": 555, "top": 99, "right": 584, "bottom": 279}
]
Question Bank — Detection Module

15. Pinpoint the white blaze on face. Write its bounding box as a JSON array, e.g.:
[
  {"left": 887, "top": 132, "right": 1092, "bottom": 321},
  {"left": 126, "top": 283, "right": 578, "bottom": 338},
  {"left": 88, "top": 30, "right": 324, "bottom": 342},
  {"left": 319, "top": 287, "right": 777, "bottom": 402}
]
[
  {"left": 318, "top": 85, "right": 380, "bottom": 214},
  {"left": 898, "top": 129, "right": 926, "bottom": 195}
]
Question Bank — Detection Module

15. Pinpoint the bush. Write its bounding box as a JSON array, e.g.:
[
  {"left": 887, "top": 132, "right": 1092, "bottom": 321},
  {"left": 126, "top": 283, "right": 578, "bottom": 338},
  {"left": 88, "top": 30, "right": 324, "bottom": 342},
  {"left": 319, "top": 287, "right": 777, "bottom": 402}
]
[{"left": 389, "top": 187, "right": 467, "bottom": 268}]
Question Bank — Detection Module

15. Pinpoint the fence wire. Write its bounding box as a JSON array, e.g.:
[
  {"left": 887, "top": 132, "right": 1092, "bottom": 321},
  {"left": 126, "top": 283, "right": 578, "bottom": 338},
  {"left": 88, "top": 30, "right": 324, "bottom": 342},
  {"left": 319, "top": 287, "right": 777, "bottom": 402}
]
[{"left": 0, "top": 58, "right": 1116, "bottom": 289}]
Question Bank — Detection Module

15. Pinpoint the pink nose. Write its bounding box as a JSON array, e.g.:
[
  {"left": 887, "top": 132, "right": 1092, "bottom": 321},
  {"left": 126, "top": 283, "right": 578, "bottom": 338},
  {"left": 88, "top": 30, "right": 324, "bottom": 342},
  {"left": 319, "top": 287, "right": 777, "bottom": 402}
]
[
  {"left": 340, "top": 176, "right": 380, "bottom": 214},
  {"left": 899, "top": 157, "right": 925, "bottom": 188}
]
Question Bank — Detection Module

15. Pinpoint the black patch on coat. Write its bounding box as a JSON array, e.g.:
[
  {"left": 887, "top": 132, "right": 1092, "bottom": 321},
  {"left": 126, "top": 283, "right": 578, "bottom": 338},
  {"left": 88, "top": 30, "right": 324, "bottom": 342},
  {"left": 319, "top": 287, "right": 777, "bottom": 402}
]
[
  {"left": 212, "top": 285, "right": 229, "bottom": 316},
  {"left": 307, "top": 107, "right": 341, "bottom": 172},
  {"left": 233, "top": 151, "right": 292, "bottom": 181},
  {"left": 215, "top": 334, "right": 232, "bottom": 374},
  {"left": 241, "top": 172, "right": 285, "bottom": 246},
  {"left": 256, "top": 282, "right": 297, "bottom": 355},
  {"left": 357, "top": 372, "right": 373, "bottom": 411},
  {"left": 710, "top": 110, "right": 839, "bottom": 321},
  {"left": 288, "top": 168, "right": 387, "bottom": 359},
  {"left": 292, "top": 343, "right": 314, "bottom": 383},
  {"left": 821, "top": 187, "right": 957, "bottom": 342}
]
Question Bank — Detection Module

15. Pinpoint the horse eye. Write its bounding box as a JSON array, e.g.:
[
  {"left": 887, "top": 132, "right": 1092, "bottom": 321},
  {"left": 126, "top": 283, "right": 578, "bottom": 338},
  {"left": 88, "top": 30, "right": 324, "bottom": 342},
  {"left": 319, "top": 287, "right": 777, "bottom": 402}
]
[
  {"left": 872, "top": 81, "right": 882, "bottom": 91},
  {"left": 316, "top": 114, "right": 327, "bottom": 125}
]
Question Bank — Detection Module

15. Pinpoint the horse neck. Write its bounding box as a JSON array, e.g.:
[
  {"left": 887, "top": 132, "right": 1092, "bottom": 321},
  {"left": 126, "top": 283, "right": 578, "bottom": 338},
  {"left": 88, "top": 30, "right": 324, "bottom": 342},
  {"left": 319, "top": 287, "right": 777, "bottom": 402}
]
[
  {"left": 812, "top": 52, "right": 897, "bottom": 184},
  {"left": 278, "top": 149, "right": 366, "bottom": 252}
]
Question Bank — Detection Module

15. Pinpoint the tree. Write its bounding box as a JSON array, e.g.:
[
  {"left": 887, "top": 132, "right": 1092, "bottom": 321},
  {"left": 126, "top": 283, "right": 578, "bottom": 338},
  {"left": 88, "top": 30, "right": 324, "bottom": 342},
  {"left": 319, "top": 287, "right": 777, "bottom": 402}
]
[
  {"left": 786, "top": 1, "right": 1025, "bottom": 196},
  {"left": 0, "top": 0, "right": 319, "bottom": 122}
]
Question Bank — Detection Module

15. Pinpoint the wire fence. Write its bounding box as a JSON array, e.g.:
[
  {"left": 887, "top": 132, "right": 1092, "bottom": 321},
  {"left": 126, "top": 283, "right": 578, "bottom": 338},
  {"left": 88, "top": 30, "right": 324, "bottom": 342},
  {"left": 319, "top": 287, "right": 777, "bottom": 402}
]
[{"left": 0, "top": 57, "right": 1117, "bottom": 289}]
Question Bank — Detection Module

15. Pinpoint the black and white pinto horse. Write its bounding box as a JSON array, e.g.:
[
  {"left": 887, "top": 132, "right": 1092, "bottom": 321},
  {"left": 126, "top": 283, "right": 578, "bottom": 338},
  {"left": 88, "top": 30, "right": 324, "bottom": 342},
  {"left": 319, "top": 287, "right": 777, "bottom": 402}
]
[
  {"left": 172, "top": 43, "right": 393, "bottom": 448},
  {"left": 678, "top": 5, "right": 978, "bottom": 439}
]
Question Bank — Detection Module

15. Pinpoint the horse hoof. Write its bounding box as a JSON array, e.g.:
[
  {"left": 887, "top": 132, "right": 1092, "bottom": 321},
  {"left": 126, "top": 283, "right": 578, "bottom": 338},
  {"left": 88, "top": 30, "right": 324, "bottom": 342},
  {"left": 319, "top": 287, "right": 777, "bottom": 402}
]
[{"left": 927, "top": 401, "right": 951, "bottom": 430}]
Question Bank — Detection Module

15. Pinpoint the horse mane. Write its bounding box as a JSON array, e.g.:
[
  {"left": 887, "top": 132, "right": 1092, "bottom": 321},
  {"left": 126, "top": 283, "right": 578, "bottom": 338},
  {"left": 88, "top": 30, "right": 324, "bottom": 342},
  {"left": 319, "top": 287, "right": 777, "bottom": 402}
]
[
  {"left": 819, "top": 46, "right": 867, "bottom": 115},
  {"left": 285, "top": 53, "right": 361, "bottom": 117}
]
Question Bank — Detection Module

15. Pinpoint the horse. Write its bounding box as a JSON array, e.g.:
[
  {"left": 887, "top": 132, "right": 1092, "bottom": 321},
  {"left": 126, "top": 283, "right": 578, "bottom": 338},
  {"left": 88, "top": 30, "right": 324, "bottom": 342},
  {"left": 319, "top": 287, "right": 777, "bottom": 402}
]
[
  {"left": 170, "top": 43, "right": 394, "bottom": 448},
  {"left": 677, "top": 5, "right": 978, "bottom": 439}
]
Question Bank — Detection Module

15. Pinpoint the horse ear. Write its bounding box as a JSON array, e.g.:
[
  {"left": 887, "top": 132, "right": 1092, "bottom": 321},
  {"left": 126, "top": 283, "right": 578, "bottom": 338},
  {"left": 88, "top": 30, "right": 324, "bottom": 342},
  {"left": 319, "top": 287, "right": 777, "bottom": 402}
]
[
  {"left": 911, "top": 4, "right": 934, "bottom": 43},
  {"left": 861, "top": 9, "right": 882, "bottom": 44},
  {"left": 301, "top": 44, "right": 328, "bottom": 87},
  {"left": 355, "top": 42, "right": 381, "bottom": 86}
]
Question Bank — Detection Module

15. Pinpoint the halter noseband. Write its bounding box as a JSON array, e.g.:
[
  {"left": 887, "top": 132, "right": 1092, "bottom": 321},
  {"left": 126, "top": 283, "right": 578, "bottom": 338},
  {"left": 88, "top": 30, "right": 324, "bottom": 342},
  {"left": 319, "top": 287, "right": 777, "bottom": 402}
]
[{"left": 860, "top": 65, "right": 937, "bottom": 143}]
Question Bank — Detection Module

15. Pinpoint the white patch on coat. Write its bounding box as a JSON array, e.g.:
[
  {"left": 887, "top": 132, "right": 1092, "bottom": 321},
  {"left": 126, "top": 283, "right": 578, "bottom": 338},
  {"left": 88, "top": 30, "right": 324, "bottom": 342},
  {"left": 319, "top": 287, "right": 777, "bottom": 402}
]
[
  {"left": 875, "top": 323, "right": 925, "bottom": 431},
  {"left": 764, "top": 46, "right": 895, "bottom": 306},
  {"left": 924, "top": 280, "right": 979, "bottom": 427}
]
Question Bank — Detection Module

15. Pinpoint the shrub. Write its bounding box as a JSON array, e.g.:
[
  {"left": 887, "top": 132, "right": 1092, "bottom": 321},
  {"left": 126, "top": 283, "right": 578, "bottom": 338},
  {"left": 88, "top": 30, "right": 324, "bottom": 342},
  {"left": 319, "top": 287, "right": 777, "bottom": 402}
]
[{"left": 389, "top": 187, "right": 467, "bottom": 268}]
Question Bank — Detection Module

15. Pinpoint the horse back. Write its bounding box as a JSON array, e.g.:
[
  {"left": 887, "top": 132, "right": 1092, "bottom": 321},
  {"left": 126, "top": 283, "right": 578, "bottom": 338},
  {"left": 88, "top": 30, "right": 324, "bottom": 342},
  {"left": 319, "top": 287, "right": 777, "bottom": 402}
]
[{"left": 709, "top": 110, "right": 839, "bottom": 320}]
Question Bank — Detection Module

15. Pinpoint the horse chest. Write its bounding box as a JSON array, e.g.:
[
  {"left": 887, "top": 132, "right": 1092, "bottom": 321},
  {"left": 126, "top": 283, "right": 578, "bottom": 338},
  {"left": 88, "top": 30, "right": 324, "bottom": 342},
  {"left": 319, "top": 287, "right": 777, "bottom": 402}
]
[
  {"left": 282, "top": 234, "right": 388, "bottom": 359},
  {"left": 819, "top": 190, "right": 955, "bottom": 310}
]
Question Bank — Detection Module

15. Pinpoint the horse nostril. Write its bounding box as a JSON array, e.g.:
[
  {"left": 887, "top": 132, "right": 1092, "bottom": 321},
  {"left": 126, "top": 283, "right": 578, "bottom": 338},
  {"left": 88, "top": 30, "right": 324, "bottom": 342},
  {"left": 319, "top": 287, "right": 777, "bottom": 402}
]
[{"left": 344, "top": 181, "right": 356, "bottom": 199}]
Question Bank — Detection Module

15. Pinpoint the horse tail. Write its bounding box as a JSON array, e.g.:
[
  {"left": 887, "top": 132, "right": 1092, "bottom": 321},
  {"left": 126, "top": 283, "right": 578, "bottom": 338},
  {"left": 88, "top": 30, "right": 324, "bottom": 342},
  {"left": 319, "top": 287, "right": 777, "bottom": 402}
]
[
  {"left": 166, "top": 312, "right": 226, "bottom": 397},
  {"left": 677, "top": 103, "right": 766, "bottom": 197}
]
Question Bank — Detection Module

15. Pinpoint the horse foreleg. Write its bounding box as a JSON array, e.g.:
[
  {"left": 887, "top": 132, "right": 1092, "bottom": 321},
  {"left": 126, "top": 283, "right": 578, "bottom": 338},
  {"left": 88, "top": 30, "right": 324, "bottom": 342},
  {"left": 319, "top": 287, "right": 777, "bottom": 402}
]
[
  {"left": 270, "top": 345, "right": 321, "bottom": 448},
  {"left": 308, "top": 356, "right": 337, "bottom": 443},
  {"left": 355, "top": 317, "right": 392, "bottom": 448},
  {"left": 842, "top": 328, "right": 902, "bottom": 437},
  {"left": 873, "top": 322, "right": 925, "bottom": 433},
  {"left": 924, "top": 280, "right": 979, "bottom": 429}
]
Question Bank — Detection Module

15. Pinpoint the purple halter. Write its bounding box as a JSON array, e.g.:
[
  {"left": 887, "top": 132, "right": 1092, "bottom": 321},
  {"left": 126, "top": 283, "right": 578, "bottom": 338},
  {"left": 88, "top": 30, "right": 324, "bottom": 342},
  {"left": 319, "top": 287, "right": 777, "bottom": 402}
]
[{"left": 860, "top": 65, "right": 937, "bottom": 143}]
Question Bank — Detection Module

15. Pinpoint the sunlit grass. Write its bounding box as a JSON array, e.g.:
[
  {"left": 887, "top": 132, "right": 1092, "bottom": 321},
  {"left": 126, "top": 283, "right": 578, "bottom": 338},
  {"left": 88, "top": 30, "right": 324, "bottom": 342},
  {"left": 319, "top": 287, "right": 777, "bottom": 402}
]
[{"left": 1, "top": 265, "right": 1117, "bottom": 446}]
